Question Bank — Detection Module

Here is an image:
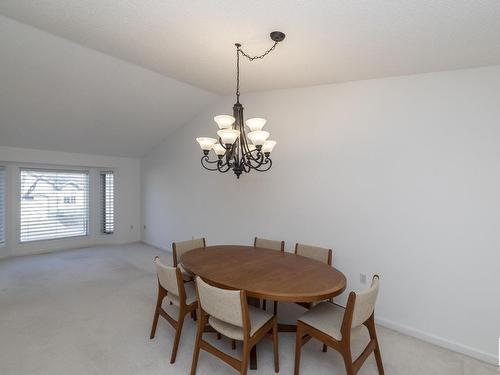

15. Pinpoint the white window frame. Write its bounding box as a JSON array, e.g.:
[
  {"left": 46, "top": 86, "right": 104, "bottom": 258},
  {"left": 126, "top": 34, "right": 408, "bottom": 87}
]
[{"left": 17, "top": 166, "right": 91, "bottom": 244}]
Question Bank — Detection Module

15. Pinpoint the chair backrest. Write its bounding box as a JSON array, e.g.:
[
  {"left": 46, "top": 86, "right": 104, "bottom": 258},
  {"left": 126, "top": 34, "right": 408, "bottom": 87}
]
[
  {"left": 254, "top": 237, "right": 284, "bottom": 252},
  {"left": 345, "top": 275, "right": 380, "bottom": 329},
  {"left": 295, "top": 243, "right": 332, "bottom": 265},
  {"left": 196, "top": 276, "right": 246, "bottom": 328},
  {"left": 172, "top": 238, "right": 206, "bottom": 266},
  {"left": 154, "top": 257, "right": 180, "bottom": 297}
]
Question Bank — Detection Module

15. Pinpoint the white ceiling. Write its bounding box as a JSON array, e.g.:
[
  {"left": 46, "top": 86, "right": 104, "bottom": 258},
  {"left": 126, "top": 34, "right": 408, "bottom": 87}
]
[
  {"left": 1, "top": 0, "right": 500, "bottom": 95},
  {"left": 0, "top": 15, "right": 216, "bottom": 158}
]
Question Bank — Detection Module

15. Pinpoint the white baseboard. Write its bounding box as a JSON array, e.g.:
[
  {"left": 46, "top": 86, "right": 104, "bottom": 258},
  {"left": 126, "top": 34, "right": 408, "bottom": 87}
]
[{"left": 376, "top": 317, "right": 498, "bottom": 365}]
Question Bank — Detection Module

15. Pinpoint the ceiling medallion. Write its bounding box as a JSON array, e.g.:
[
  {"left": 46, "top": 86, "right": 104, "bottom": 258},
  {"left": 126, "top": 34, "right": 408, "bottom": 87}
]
[{"left": 196, "top": 31, "right": 286, "bottom": 179}]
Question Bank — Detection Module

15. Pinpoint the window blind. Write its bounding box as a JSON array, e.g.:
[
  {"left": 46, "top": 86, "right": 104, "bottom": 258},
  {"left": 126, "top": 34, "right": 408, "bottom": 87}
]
[
  {"left": 20, "top": 169, "right": 89, "bottom": 242},
  {"left": 0, "top": 167, "right": 5, "bottom": 247},
  {"left": 100, "top": 171, "right": 114, "bottom": 234}
]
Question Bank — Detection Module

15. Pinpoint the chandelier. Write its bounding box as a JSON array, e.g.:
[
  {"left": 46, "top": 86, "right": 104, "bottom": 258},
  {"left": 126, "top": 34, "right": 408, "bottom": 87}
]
[{"left": 196, "top": 31, "right": 286, "bottom": 179}]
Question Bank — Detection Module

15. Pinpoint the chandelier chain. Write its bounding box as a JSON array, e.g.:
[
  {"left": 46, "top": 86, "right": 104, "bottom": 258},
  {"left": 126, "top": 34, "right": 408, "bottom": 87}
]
[
  {"left": 236, "top": 41, "right": 279, "bottom": 102},
  {"left": 236, "top": 45, "right": 240, "bottom": 102},
  {"left": 238, "top": 41, "right": 279, "bottom": 61}
]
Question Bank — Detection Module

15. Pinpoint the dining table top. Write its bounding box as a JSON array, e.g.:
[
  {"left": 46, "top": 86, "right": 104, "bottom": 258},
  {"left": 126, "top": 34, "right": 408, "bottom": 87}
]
[{"left": 180, "top": 245, "right": 347, "bottom": 303}]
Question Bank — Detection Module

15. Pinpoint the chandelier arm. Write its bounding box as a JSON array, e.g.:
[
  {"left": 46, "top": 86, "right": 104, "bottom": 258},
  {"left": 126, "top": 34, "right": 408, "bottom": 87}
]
[
  {"left": 240, "top": 131, "right": 263, "bottom": 163},
  {"left": 201, "top": 155, "right": 223, "bottom": 171},
  {"left": 246, "top": 149, "right": 263, "bottom": 162},
  {"left": 244, "top": 151, "right": 266, "bottom": 169},
  {"left": 219, "top": 138, "right": 228, "bottom": 149},
  {"left": 217, "top": 160, "right": 231, "bottom": 173},
  {"left": 240, "top": 129, "right": 253, "bottom": 157},
  {"left": 241, "top": 160, "right": 251, "bottom": 173},
  {"left": 243, "top": 149, "right": 257, "bottom": 161},
  {"left": 253, "top": 157, "right": 272, "bottom": 172},
  {"left": 219, "top": 136, "right": 237, "bottom": 161}
]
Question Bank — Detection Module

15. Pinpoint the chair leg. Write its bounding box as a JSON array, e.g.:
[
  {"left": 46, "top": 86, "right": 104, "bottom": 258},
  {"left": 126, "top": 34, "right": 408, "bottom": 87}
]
[
  {"left": 190, "top": 311, "right": 204, "bottom": 375},
  {"left": 273, "top": 301, "right": 278, "bottom": 316},
  {"left": 241, "top": 341, "right": 250, "bottom": 375},
  {"left": 232, "top": 339, "right": 236, "bottom": 350},
  {"left": 170, "top": 310, "right": 186, "bottom": 364},
  {"left": 272, "top": 318, "right": 279, "bottom": 373},
  {"left": 217, "top": 333, "right": 221, "bottom": 340},
  {"left": 149, "top": 288, "right": 164, "bottom": 339},
  {"left": 262, "top": 299, "right": 267, "bottom": 311},
  {"left": 366, "top": 316, "right": 385, "bottom": 375},
  {"left": 341, "top": 347, "right": 354, "bottom": 375},
  {"left": 294, "top": 322, "right": 303, "bottom": 375},
  {"left": 322, "top": 344, "right": 327, "bottom": 352}
]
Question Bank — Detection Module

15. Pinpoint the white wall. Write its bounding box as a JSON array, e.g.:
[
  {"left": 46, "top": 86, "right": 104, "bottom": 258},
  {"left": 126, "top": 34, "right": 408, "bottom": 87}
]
[
  {"left": 0, "top": 146, "right": 141, "bottom": 258},
  {"left": 141, "top": 65, "right": 500, "bottom": 364}
]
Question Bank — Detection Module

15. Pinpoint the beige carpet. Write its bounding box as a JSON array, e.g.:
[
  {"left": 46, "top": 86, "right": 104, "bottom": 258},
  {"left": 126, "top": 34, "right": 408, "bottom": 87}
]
[{"left": 0, "top": 243, "right": 495, "bottom": 375}]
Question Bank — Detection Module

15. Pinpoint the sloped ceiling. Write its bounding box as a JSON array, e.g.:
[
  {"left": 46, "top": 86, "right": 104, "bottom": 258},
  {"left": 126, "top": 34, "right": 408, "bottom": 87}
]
[
  {"left": 1, "top": 0, "right": 500, "bottom": 95},
  {"left": 0, "top": 15, "right": 217, "bottom": 157}
]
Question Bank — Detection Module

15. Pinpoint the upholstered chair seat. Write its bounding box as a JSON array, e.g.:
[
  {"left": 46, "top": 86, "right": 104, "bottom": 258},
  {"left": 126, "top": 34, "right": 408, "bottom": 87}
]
[
  {"left": 208, "top": 305, "right": 273, "bottom": 340},
  {"left": 166, "top": 281, "right": 197, "bottom": 306},
  {"left": 297, "top": 302, "right": 345, "bottom": 340}
]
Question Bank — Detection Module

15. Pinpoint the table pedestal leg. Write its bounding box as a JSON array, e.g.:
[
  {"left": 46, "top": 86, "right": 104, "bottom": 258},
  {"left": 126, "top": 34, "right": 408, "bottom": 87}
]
[
  {"left": 250, "top": 345, "right": 257, "bottom": 370},
  {"left": 278, "top": 323, "right": 297, "bottom": 332}
]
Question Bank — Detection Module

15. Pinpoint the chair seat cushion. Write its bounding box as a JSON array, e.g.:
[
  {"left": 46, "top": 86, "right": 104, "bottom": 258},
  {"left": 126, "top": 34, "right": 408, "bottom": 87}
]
[
  {"left": 166, "top": 281, "right": 197, "bottom": 306},
  {"left": 209, "top": 305, "right": 273, "bottom": 340},
  {"left": 298, "top": 302, "right": 345, "bottom": 340}
]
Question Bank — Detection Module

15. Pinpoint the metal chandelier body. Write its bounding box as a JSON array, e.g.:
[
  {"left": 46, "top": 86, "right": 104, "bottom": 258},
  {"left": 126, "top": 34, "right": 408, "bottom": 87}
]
[{"left": 196, "top": 32, "right": 285, "bottom": 179}]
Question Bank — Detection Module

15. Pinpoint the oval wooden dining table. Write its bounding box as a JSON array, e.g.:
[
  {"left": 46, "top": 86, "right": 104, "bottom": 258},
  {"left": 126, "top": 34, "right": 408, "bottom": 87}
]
[{"left": 180, "top": 245, "right": 347, "bottom": 370}]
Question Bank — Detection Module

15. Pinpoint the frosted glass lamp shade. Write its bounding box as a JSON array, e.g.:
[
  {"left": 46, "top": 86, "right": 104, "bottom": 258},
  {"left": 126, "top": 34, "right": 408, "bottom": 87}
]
[
  {"left": 196, "top": 137, "right": 217, "bottom": 150},
  {"left": 247, "top": 144, "right": 256, "bottom": 152},
  {"left": 217, "top": 129, "right": 239, "bottom": 145},
  {"left": 213, "top": 143, "right": 226, "bottom": 156},
  {"left": 247, "top": 130, "right": 270, "bottom": 146},
  {"left": 262, "top": 140, "right": 276, "bottom": 153},
  {"left": 246, "top": 118, "right": 266, "bottom": 132},
  {"left": 214, "top": 115, "right": 235, "bottom": 129}
]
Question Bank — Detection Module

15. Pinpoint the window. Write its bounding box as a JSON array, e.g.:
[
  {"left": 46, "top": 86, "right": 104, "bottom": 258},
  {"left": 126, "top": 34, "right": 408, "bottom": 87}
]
[
  {"left": 0, "top": 166, "right": 5, "bottom": 247},
  {"left": 100, "top": 171, "right": 114, "bottom": 234},
  {"left": 20, "top": 169, "right": 89, "bottom": 242}
]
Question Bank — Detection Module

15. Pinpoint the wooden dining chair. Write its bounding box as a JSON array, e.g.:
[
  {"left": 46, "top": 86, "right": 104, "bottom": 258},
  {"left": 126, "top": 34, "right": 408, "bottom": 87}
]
[
  {"left": 172, "top": 238, "right": 206, "bottom": 282},
  {"left": 254, "top": 237, "right": 284, "bottom": 314},
  {"left": 191, "top": 276, "right": 280, "bottom": 375},
  {"left": 294, "top": 275, "right": 384, "bottom": 375},
  {"left": 149, "top": 257, "right": 198, "bottom": 364}
]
